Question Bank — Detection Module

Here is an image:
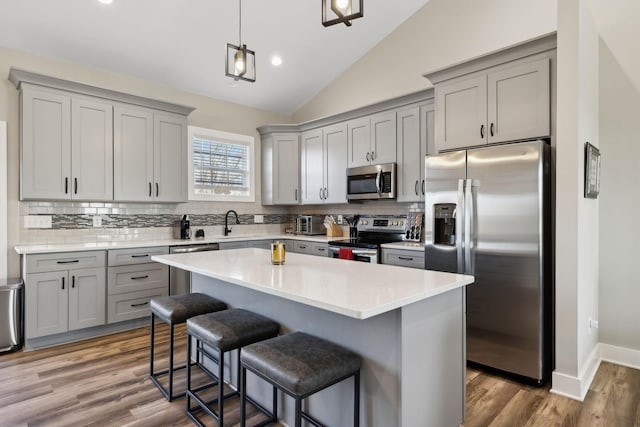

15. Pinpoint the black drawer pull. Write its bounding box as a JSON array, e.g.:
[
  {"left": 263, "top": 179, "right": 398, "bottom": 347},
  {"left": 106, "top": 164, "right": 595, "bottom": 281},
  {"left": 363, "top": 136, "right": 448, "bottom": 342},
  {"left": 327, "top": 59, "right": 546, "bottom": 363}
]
[
  {"left": 317, "top": 248, "right": 326, "bottom": 252},
  {"left": 299, "top": 245, "right": 307, "bottom": 249},
  {"left": 131, "top": 254, "right": 149, "bottom": 258},
  {"left": 398, "top": 256, "right": 414, "bottom": 261},
  {"left": 72, "top": 275, "right": 75, "bottom": 288},
  {"left": 74, "top": 177, "right": 78, "bottom": 194},
  {"left": 131, "top": 275, "right": 149, "bottom": 280},
  {"left": 61, "top": 276, "right": 65, "bottom": 290},
  {"left": 57, "top": 260, "right": 80, "bottom": 264},
  {"left": 131, "top": 302, "right": 149, "bottom": 308}
]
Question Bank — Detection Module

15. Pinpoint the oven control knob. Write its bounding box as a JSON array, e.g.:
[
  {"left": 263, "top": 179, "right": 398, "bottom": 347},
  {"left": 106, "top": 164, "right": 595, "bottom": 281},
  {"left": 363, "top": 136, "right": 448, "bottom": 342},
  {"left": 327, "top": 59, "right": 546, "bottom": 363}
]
[
  {"left": 399, "top": 221, "right": 404, "bottom": 227},
  {"left": 405, "top": 230, "right": 410, "bottom": 239}
]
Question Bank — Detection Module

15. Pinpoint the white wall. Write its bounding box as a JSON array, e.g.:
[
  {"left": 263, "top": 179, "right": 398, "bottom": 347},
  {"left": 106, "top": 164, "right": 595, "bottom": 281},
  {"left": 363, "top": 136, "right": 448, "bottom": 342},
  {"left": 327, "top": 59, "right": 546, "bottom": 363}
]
[
  {"left": 552, "top": 0, "right": 600, "bottom": 399},
  {"left": 598, "top": 41, "right": 640, "bottom": 351},
  {"left": 0, "top": 121, "right": 6, "bottom": 279},
  {"left": 293, "top": 0, "right": 557, "bottom": 122}
]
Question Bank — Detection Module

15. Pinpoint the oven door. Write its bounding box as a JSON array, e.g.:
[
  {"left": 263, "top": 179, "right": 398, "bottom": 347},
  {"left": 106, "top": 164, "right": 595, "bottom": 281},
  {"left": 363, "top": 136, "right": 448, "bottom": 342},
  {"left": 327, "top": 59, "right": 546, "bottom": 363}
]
[{"left": 328, "top": 246, "right": 378, "bottom": 263}]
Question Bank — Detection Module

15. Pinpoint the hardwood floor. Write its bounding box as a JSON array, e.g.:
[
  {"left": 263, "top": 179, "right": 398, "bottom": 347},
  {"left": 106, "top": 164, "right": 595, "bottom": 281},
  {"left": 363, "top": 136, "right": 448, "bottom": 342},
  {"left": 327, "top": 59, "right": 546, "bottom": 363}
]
[{"left": 0, "top": 326, "right": 638, "bottom": 426}]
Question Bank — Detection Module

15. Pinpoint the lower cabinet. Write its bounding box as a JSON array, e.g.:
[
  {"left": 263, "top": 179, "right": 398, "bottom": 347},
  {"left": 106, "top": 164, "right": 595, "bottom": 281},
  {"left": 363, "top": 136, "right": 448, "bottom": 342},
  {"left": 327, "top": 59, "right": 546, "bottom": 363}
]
[
  {"left": 290, "top": 241, "right": 329, "bottom": 257},
  {"left": 382, "top": 248, "right": 425, "bottom": 269},
  {"left": 25, "top": 251, "right": 106, "bottom": 339},
  {"left": 106, "top": 247, "right": 168, "bottom": 324}
]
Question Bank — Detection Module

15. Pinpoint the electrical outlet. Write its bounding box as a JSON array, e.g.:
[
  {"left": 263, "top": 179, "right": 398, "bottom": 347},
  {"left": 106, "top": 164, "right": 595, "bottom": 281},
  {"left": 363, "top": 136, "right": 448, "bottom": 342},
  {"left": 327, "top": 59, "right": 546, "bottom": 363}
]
[
  {"left": 337, "top": 215, "right": 343, "bottom": 224},
  {"left": 254, "top": 214, "right": 264, "bottom": 224},
  {"left": 93, "top": 216, "right": 102, "bottom": 228},
  {"left": 24, "top": 215, "right": 52, "bottom": 229},
  {"left": 588, "top": 317, "right": 599, "bottom": 335}
]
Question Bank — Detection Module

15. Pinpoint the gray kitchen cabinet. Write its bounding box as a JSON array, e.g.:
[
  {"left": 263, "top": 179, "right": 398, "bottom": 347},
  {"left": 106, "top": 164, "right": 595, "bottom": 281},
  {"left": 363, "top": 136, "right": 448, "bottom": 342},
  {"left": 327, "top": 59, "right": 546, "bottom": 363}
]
[
  {"left": 434, "top": 57, "right": 550, "bottom": 152},
  {"left": 397, "top": 104, "right": 435, "bottom": 202},
  {"left": 20, "top": 85, "right": 113, "bottom": 201},
  {"left": 382, "top": 248, "right": 425, "bottom": 269},
  {"left": 347, "top": 111, "right": 396, "bottom": 167},
  {"left": 261, "top": 132, "right": 300, "bottom": 205},
  {"left": 107, "top": 247, "right": 168, "bottom": 324},
  {"left": 114, "top": 105, "right": 187, "bottom": 202},
  {"left": 311, "top": 242, "right": 329, "bottom": 257},
  {"left": 219, "top": 241, "right": 249, "bottom": 250},
  {"left": 300, "top": 123, "right": 347, "bottom": 205},
  {"left": 291, "top": 241, "right": 328, "bottom": 257},
  {"left": 25, "top": 251, "right": 106, "bottom": 339},
  {"left": 247, "top": 239, "right": 290, "bottom": 250}
]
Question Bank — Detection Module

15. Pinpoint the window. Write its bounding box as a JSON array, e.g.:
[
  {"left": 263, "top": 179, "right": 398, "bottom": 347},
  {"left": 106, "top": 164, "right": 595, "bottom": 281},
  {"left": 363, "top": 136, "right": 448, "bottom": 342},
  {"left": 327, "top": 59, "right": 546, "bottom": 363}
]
[{"left": 188, "top": 126, "right": 255, "bottom": 202}]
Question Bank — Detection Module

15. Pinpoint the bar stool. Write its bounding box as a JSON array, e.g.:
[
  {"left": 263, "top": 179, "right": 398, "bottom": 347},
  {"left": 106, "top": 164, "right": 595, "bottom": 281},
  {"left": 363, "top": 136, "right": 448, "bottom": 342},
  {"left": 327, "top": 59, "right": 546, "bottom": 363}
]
[
  {"left": 240, "top": 332, "right": 362, "bottom": 427},
  {"left": 186, "top": 308, "right": 280, "bottom": 427},
  {"left": 150, "top": 293, "right": 227, "bottom": 401}
]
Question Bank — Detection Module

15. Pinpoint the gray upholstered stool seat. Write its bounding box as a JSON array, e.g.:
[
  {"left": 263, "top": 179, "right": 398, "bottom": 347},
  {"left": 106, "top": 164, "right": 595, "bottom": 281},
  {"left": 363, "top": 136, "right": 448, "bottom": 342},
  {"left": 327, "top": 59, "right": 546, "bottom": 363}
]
[
  {"left": 186, "top": 308, "right": 279, "bottom": 427},
  {"left": 149, "top": 293, "right": 227, "bottom": 402},
  {"left": 240, "top": 332, "right": 362, "bottom": 427}
]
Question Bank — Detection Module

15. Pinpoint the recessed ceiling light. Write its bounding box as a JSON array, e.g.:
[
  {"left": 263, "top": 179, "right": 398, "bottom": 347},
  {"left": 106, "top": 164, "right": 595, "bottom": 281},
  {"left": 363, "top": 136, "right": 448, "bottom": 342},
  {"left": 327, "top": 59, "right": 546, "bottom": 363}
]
[
  {"left": 98, "top": 0, "right": 113, "bottom": 4},
  {"left": 271, "top": 55, "right": 283, "bottom": 67}
]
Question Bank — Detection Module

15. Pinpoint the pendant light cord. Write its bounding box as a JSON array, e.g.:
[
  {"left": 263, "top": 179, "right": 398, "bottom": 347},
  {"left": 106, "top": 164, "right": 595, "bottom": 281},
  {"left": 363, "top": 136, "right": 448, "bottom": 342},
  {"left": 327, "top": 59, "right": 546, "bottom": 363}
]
[{"left": 238, "top": 0, "right": 242, "bottom": 46}]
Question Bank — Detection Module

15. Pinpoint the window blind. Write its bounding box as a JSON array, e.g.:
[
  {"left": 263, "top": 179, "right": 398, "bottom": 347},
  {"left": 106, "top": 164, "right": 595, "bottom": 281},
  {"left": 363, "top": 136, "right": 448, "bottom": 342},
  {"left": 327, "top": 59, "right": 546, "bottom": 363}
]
[{"left": 192, "top": 137, "right": 250, "bottom": 196}]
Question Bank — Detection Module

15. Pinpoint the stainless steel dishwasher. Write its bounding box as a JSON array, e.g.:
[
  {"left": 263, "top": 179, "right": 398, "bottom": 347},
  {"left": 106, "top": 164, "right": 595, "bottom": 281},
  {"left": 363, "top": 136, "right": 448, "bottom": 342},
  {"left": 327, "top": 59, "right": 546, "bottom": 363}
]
[{"left": 169, "top": 243, "right": 219, "bottom": 295}]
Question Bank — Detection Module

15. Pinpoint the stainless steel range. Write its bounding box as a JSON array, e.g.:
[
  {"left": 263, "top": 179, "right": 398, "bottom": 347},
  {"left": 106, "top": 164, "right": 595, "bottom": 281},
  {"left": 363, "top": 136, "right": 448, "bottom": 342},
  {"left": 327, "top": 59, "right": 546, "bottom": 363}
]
[{"left": 328, "top": 215, "right": 413, "bottom": 263}]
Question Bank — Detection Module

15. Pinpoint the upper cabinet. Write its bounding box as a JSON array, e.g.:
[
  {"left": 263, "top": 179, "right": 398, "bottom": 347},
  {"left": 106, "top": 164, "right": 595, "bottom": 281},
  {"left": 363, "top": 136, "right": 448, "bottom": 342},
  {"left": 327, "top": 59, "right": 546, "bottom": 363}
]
[
  {"left": 347, "top": 111, "right": 396, "bottom": 168},
  {"left": 113, "top": 105, "right": 187, "bottom": 202},
  {"left": 261, "top": 132, "right": 299, "bottom": 205},
  {"left": 435, "top": 57, "right": 550, "bottom": 152},
  {"left": 21, "top": 85, "right": 113, "bottom": 201},
  {"left": 396, "top": 104, "right": 434, "bottom": 202},
  {"left": 11, "top": 68, "right": 194, "bottom": 203},
  {"left": 300, "top": 123, "right": 347, "bottom": 204}
]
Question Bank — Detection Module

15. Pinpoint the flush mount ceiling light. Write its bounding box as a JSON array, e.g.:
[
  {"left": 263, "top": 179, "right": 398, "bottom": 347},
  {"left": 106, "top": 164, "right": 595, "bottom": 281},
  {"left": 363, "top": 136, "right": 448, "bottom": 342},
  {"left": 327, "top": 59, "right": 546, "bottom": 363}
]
[
  {"left": 322, "top": 0, "right": 363, "bottom": 27},
  {"left": 271, "top": 55, "right": 283, "bottom": 67},
  {"left": 98, "top": 0, "right": 113, "bottom": 4},
  {"left": 226, "top": 0, "right": 256, "bottom": 83}
]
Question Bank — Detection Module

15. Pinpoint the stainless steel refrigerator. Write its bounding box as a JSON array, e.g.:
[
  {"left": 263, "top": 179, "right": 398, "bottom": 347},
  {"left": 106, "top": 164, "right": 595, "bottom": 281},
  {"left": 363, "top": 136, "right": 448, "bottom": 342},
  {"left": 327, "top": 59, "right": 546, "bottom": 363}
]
[{"left": 424, "top": 140, "right": 551, "bottom": 382}]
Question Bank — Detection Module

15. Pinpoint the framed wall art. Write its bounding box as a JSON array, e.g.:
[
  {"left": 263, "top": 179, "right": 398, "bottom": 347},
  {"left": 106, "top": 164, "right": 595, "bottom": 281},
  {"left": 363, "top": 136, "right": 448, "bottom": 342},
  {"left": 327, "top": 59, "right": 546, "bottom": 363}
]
[{"left": 584, "top": 142, "right": 601, "bottom": 199}]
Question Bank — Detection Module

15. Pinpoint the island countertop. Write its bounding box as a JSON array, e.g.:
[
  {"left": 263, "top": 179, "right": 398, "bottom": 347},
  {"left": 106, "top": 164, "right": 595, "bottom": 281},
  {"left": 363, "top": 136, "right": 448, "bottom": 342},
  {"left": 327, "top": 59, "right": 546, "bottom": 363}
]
[{"left": 151, "top": 248, "right": 473, "bottom": 320}]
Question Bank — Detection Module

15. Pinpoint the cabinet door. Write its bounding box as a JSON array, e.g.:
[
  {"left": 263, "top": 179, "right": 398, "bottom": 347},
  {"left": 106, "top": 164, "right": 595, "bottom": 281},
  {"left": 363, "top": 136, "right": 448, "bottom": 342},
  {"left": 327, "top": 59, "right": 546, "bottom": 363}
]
[
  {"left": 25, "top": 271, "right": 68, "bottom": 338},
  {"left": 420, "top": 105, "right": 435, "bottom": 200},
  {"left": 154, "top": 113, "right": 188, "bottom": 202},
  {"left": 370, "top": 111, "right": 397, "bottom": 164},
  {"left": 435, "top": 75, "right": 487, "bottom": 152},
  {"left": 274, "top": 134, "right": 299, "bottom": 204},
  {"left": 71, "top": 97, "right": 113, "bottom": 201},
  {"left": 300, "top": 129, "right": 324, "bottom": 204},
  {"left": 68, "top": 267, "right": 106, "bottom": 331},
  {"left": 323, "top": 122, "right": 347, "bottom": 204},
  {"left": 396, "top": 107, "right": 421, "bottom": 202},
  {"left": 346, "top": 117, "right": 371, "bottom": 168},
  {"left": 21, "top": 86, "right": 71, "bottom": 200},
  {"left": 487, "top": 58, "right": 550, "bottom": 143},
  {"left": 114, "top": 105, "right": 154, "bottom": 201}
]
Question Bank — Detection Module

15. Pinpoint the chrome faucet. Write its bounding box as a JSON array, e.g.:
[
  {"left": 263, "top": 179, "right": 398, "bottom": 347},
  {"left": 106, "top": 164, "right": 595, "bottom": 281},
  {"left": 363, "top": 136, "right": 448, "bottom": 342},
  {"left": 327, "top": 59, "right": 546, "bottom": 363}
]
[{"left": 224, "top": 210, "right": 240, "bottom": 236}]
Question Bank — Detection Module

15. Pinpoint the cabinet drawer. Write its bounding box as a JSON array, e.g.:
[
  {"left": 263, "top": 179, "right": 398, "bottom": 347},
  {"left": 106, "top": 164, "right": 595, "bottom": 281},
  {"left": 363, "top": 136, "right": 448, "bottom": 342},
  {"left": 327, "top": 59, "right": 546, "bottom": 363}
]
[
  {"left": 26, "top": 251, "right": 105, "bottom": 274},
  {"left": 382, "top": 249, "right": 425, "bottom": 269},
  {"left": 107, "top": 263, "right": 168, "bottom": 295},
  {"left": 311, "top": 243, "right": 329, "bottom": 257},
  {"left": 107, "top": 287, "right": 168, "bottom": 324},
  {"left": 293, "top": 241, "right": 312, "bottom": 254},
  {"left": 108, "top": 246, "right": 168, "bottom": 266}
]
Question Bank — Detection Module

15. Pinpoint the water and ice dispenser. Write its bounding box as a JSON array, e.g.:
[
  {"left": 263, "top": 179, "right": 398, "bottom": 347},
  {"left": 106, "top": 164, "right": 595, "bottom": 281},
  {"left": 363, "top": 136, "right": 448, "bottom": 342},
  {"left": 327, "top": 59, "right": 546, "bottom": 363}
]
[{"left": 433, "top": 203, "right": 456, "bottom": 246}]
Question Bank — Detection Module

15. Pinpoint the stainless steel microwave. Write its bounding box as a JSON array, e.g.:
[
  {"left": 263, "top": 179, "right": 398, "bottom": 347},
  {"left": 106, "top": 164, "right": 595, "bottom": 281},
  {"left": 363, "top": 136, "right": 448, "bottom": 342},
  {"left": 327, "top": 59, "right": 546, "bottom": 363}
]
[{"left": 346, "top": 163, "right": 397, "bottom": 201}]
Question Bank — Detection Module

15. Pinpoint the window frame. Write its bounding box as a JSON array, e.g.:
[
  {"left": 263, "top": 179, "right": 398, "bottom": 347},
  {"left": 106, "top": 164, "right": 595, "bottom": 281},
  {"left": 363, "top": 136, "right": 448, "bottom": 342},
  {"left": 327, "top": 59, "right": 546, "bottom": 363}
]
[{"left": 187, "top": 125, "right": 256, "bottom": 202}]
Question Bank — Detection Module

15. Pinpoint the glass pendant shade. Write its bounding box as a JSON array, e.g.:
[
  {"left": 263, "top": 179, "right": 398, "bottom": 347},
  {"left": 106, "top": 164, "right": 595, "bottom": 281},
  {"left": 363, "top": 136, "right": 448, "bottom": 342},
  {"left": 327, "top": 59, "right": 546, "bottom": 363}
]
[
  {"left": 226, "top": 43, "right": 256, "bottom": 82},
  {"left": 322, "top": 0, "right": 363, "bottom": 27}
]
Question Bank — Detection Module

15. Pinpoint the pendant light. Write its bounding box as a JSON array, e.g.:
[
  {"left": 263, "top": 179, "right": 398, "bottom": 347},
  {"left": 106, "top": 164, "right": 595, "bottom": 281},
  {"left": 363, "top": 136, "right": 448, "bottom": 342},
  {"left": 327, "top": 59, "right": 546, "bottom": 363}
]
[
  {"left": 322, "top": 0, "right": 363, "bottom": 27},
  {"left": 226, "top": 0, "right": 256, "bottom": 82}
]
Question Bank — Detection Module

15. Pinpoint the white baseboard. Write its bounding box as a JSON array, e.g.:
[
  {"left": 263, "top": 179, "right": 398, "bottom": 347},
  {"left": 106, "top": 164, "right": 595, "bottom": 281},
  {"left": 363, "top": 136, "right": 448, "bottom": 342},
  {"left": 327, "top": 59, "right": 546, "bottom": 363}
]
[
  {"left": 599, "top": 343, "right": 640, "bottom": 370},
  {"left": 550, "top": 343, "right": 601, "bottom": 401}
]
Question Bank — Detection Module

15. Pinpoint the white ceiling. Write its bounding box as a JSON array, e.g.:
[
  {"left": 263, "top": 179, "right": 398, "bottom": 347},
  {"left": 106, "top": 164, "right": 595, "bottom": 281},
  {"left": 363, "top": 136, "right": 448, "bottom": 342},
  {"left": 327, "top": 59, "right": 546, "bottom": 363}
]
[{"left": 0, "top": 0, "right": 429, "bottom": 115}]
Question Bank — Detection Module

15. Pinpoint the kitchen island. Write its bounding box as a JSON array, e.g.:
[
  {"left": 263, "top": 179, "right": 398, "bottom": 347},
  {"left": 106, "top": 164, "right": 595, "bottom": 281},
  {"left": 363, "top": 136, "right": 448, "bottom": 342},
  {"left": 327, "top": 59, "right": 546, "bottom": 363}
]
[{"left": 152, "top": 248, "right": 474, "bottom": 427}]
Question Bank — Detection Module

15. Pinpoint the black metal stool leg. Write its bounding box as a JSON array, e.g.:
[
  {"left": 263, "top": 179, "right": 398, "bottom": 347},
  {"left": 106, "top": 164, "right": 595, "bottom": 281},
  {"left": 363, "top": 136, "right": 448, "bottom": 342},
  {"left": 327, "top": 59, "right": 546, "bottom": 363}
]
[
  {"left": 149, "top": 313, "right": 155, "bottom": 378},
  {"left": 354, "top": 371, "right": 360, "bottom": 426},
  {"left": 186, "top": 332, "right": 192, "bottom": 413},
  {"left": 295, "top": 397, "right": 302, "bottom": 427},
  {"left": 168, "top": 322, "right": 175, "bottom": 401},
  {"left": 272, "top": 384, "right": 278, "bottom": 422},
  {"left": 218, "top": 348, "right": 224, "bottom": 427},
  {"left": 240, "top": 365, "right": 247, "bottom": 427}
]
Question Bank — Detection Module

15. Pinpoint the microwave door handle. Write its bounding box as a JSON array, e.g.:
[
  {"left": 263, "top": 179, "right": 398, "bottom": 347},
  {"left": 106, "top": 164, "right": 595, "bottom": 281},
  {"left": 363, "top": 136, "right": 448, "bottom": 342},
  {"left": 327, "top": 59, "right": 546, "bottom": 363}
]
[{"left": 376, "top": 170, "right": 382, "bottom": 196}]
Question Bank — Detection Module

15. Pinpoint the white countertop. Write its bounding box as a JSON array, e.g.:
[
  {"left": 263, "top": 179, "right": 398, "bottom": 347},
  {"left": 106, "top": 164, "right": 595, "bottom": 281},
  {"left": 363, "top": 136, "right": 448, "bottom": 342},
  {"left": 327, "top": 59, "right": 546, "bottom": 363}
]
[
  {"left": 151, "top": 248, "right": 473, "bottom": 320},
  {"left": 381, "top": 242, "right": 424, "bottom": 252},
  {"left": 14, "top": 234, "right": 332, "bottom": 255}
]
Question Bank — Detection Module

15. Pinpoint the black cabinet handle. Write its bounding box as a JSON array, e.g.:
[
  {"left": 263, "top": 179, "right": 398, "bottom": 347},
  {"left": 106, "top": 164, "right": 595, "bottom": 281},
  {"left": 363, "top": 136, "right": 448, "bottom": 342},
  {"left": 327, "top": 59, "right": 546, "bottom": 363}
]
[
  {"left": 148, "top": 182, "right": 152, "bottom": 197},
  {"left": 74, "top": 177, "right": 78, "bottom": 194},
  {"left": 480, "top": 124, "right": 485, "bottom": 138},
  {"left": 72, "top": 275, "right": 75, "bottom": 288},
  {"left": 490, "top": 123, "right": 495, "bottom": 137},
  {"left": 317, "top": 248, "right": 326, "bottom": 252},
  {"left": 155, "top": 183, "right": 159, "bottom": 197},
  {"left": 131, "top": 302, "right": 149, "bottom": 308},
  {"left": 422, "top": 179, "right": 425, "bottom": 195},
  {"left": 131, "top": 254, "right": 149, "bottom": 258},
  {"left": 65, "top": 177, "right": 68, "bottom": 194},
  {"left": 131, "top": 275, "right": 149, "bottom": 280},
  {"left": 295, "top": 189, "right": 298, "bottom": 201},
  {"left": 57, "top": 260, "right": 79, "bottom": 264},
  {"left": 398, "top": 256, "right": 414, "bottom": 261},
  {"left": 299, "top": 245, "right": 307, "bottom": 249},
  {"left": 61, "top": 276, "right": 65, "bottom": 290}
]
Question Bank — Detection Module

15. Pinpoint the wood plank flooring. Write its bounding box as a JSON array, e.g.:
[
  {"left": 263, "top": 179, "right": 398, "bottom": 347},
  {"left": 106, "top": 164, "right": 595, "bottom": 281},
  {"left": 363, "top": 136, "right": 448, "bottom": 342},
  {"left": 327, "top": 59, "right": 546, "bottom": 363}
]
[{"left": 0, "top": 325, "right": 638, "bottom": 426}]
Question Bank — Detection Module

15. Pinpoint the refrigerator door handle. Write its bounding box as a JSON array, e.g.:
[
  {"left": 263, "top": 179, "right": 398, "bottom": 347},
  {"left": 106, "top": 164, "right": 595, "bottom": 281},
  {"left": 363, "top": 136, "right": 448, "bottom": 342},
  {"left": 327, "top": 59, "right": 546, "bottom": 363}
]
[
  {"left": 464, "top": 179, "right": 475, "bottom": 275},
  {"left": 456, "top": 179, "right": 465, "bottom": 274}
]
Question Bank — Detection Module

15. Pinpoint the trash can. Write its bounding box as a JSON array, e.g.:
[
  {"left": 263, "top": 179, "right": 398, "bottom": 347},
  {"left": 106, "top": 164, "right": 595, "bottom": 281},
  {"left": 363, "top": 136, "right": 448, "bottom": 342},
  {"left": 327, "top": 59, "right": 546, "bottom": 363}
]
[{"left": 0, "top": 278, "right": 23, "bottom": 354}]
